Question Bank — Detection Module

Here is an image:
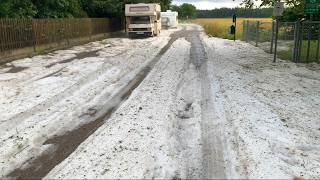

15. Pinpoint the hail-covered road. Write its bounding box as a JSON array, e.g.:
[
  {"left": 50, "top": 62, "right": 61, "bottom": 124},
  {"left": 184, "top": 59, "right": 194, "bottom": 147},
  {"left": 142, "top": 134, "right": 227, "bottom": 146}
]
[{"left": 1, "top": 24, "right": 320, "bottom": 179}]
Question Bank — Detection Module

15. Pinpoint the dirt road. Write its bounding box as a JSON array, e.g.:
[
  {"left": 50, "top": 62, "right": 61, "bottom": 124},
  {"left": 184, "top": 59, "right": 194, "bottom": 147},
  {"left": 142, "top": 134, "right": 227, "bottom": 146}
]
[{"left": 1, "top": 24, "right": 320, "bottom": 179}]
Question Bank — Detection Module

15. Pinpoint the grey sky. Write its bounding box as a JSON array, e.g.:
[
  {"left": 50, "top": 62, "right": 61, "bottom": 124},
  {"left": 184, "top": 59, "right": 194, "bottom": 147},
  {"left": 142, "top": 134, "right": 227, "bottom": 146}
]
[{"left": 172, "top": 0, "right": 260, "bottom": 9}]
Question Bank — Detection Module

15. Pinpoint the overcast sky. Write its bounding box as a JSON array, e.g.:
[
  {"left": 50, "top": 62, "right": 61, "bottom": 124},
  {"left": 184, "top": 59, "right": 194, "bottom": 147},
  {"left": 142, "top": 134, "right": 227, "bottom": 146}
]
[{"left": 172, "top": 0, "right": 260, "bottom": 9}]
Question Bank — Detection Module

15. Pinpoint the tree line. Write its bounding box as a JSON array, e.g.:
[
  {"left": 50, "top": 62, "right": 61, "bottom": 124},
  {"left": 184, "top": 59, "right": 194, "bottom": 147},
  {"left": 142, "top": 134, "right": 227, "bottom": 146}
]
[
  {"left": 0, "top": 0, "right": 171, "bottom": 18},
  {"left": 196, "top": 8, "right": 273, "bottom": 18},
  {"left": 0, "top": 0, "right": 316, "bottom": 21},
  {"left": 241, "top": 0, "right": 319, "bottom": 21}
]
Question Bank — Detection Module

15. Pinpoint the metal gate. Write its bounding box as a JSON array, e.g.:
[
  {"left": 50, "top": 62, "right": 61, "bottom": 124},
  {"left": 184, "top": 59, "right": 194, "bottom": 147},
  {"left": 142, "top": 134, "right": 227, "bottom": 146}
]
[{"left": 243, "top": 20, "right": 320, "bottom": 63}]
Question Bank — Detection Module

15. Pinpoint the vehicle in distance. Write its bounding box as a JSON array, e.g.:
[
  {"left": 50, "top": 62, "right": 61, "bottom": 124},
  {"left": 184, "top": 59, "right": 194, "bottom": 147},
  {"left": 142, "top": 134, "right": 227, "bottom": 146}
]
[{"left": 125, "top": 3, "right": 161, "bottom": 38}]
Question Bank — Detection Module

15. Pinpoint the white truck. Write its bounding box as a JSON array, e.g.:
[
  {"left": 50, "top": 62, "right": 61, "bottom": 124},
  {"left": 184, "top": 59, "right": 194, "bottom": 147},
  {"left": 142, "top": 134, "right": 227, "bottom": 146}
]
[
  {"left": 161, "top": 10, "right": 178, "bottom": 29},
  {"left": 125, "top": 3, "right": 161, "bottom": 38}
]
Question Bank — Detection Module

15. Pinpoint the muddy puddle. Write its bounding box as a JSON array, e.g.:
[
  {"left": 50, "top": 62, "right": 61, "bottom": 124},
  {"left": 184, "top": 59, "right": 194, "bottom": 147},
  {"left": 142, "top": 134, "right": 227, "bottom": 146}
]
[
  {"left": 0, "top": 65, "right": 29, "bottom": 74},
  {"left": 6, "top": 66, "right": 29, "bottom": 73}
]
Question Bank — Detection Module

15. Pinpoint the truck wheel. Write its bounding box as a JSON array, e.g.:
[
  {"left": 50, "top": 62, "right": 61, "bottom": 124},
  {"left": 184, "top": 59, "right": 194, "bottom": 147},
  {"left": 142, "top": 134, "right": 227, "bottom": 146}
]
[{"left": 129, "top": 33, "right": 135, "bottom": 39}]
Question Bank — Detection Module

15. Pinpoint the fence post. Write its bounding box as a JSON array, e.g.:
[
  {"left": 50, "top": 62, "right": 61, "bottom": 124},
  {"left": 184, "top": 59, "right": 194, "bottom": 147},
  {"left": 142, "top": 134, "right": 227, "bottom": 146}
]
[
  {"left": 306, "top": 22, "right": 312, "bottom": 62},
  {"left": 66, "top": 19, "right": 70, "bottom": 45},
  {"left": 273, "top": 19, "right": 280, "bottom": 63},
  {"left": 270, "top": 21, "right": 275, "bottom": 54},
  {"left": 31, "top": 19, "right": 36, "bottom": 53},
  {"left": 317, "top": 23, "right": 320, "bottom": 62},
  {"left": 245, "top": 20, "right": 249, "bottom": 43},
  {"left": 4, "top": 19, "right": 9, "bottom": 51},
  {"left": 0, "top": 19, "right": 4, "bottom": 52},
  {"left": 255, "top": 21, "right": 260, "bottom": 47},
  {"left": 283, "top": 23, "right": 287, "bottom": 40},
  {"left": 297, "top": 22, "right": 304, "bottom": 62},
  {"left": 242, "top": 20, "right": 246, "bottom": 41},
  {"left": 292, "top": 21, "right": 300, "bottom": 63},
  {"left": 89, "top": 18, "right": 93, "bottom": 41}
]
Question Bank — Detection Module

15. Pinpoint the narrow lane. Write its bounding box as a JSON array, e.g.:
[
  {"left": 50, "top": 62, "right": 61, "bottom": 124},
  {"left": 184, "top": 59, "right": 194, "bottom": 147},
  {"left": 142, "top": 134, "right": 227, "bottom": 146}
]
[
  {"left": 6, "top": 27, "right": 196, "bottom": 179},
  {"left": 5, "top": 25, "right": 228, "bottom": 179},
  {"left": 177, "top": 25, "right": 227, "bottom": 179},
  {"left": 43, "top": 24, "right": 228, "bottom": 179}
]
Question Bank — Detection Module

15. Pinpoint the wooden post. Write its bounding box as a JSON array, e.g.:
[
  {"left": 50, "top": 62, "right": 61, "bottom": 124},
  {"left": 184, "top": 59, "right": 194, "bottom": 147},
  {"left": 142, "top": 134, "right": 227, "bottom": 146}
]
[
  {"left": 292, "top": 21, "right": 300, "bottom": 63},
  {"left": 245, "top": 20, "right": 249, "bottom": 43},
  {"left": 306, "top": 22, "right": 312, "bottom": 62},
  {"left": 0, "top": 19, "right": 4, "bottom": 52},
  {"left": 273, "top": 18, "right": 279, "bottom": 63},
  {"left": 317, "top": 23, "right": 320, "bottom": 62},
  {"left": 242, "top": 20, "right": 246, "bottom": 41},
  {"left": 255, "top": 21, "right": 260, "bottom": 47},
  {"left": 270, "top": 21, "right": 275, "bottom": 54},
  {"left": 32, "top": 19, "right": 37, "bottom": 52}
]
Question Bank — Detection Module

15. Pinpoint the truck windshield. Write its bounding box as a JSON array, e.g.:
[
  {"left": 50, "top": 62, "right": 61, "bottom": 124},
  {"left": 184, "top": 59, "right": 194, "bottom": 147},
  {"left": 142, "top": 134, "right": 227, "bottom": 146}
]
[{"left": 130, "top": 16, "right": 150, "bottom": 24}]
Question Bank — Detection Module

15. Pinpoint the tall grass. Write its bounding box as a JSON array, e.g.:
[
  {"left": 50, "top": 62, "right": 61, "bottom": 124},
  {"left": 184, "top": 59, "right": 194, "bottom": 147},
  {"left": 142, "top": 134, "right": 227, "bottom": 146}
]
[
  {"left": 192, "top": 18, "right": 272, "bottom": 40},
  {"left": 278, "top": 40, "right": 320, "bottom": 63}
]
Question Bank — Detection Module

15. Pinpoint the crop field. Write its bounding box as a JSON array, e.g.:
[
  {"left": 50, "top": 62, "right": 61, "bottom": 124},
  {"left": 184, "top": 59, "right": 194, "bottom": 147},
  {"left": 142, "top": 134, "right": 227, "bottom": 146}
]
[{"left": 192, "top": 18, "right": 272, "bottom": 40}]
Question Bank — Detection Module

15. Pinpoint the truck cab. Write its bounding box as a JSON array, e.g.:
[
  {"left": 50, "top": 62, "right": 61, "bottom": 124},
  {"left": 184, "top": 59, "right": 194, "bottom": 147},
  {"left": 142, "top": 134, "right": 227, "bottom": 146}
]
[{"left": 125, "top": 3, "right": 161, "bottom": 38}]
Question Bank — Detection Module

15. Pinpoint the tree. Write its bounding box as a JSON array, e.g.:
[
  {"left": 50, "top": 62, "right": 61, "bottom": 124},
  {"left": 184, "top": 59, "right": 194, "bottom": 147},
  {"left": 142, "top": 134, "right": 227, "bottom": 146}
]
[
  {"left": 159, "top": 0, "right": 171, "bottom": 11},
  {"left": 0, "top": 0, "right": 36, "bottom": 18},
  {"left": 126, "top": 0, "right": 172, "bottom": 11},
  {"left": 32, "top": 0, "right": 84, "bottom": 18},
  {"left": 197, "top": 8, "right": 273, "bottom": 18},
  {"left": 240, "top": 0, "right": 319, "bottom": 20},
  {"left": 80, "top": 0, "right": 123, "bottom": 18},
  {"left": 0, "top": 0, "right": 173, "bottom": 18},
  {"left": 171, "top": 3, "right": 196, "bottom": 19},
  {"left": 81, "top": 0, "right": 172, "bottom": 18}
]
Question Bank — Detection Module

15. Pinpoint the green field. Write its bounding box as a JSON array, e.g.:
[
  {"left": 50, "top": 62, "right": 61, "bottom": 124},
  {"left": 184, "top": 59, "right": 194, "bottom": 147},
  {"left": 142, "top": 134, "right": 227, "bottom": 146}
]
[{"left": 191, "top": 18, "right": 272, "bottom": 40}]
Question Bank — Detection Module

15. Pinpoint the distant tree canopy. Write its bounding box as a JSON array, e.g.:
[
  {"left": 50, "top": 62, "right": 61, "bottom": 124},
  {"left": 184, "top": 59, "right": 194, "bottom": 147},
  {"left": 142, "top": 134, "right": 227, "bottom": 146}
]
[
  {"left": 0, "top": 0, "right": 172, "bottom": 18},
  {"left": 197, "top": 8, "right": 273, "bottom": 18},
  {"left": 241, "top": 0, "right": 319, "bottom": 21},
  {"left": 171, "top": 3, "right": 197, "bottom": 19},
  {"left": 127, "top": 0, "right": 171, "bottom": 12}
]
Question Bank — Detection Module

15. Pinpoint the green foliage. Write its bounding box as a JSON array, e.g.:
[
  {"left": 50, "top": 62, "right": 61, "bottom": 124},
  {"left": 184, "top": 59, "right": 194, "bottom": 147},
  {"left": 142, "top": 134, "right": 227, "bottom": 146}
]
[
  {"left": 171, "top": 3, "right": 196, "bottom": 19},
  {"left": 241, "top": 0, "right": 319, "bottom": 21},
  {"left": 32, "top": 0, "right": 84, "bottom": 18},
  {"left": 80, "top": 0, "right": 172, "bottom": 18},
  {"left": 159, "top": 0, "right": 171, "bottom": 11},
  {"left": 280, "top": 7, "right": 305, "bottom": 21},
  {"left": 197, "top": 8, "right": 273, "bottom": 18},
  {"left": 126, "top": 0, "right": 171, "bottom": 11},
  {"left": 0, "top": 0, "right": 37, "bottom": 18},
  {"left": 180, "top": 3, "right": 196, "bottom": 19},
  {"left": 0, "top": 0, "right": 172, "bottom": 18},
  {"left": 80, "top": 0, "right": 123, "bottom": 18}
]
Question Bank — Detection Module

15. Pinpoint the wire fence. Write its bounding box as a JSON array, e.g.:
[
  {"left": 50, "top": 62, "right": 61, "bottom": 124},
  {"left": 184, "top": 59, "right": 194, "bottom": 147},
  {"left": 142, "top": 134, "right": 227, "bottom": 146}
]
[
  {"left": 243, "top": 20, "right": 320, "bottom": 63},
  {"left": 0, "top": 18, "right": 123, "bottom": 61}
]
